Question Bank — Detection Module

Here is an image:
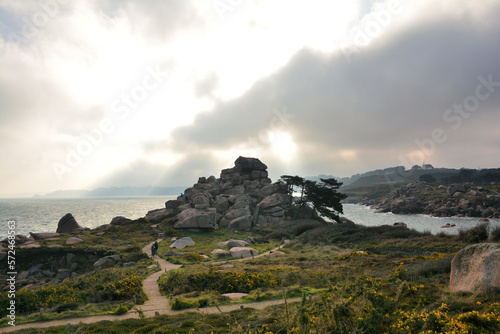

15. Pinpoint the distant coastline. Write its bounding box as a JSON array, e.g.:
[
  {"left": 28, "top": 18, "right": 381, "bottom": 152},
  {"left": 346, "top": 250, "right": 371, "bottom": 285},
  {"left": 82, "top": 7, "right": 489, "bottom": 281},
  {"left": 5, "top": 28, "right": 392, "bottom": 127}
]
[{"left": 34, "top": 186, "right": 188, "bottom": 198}]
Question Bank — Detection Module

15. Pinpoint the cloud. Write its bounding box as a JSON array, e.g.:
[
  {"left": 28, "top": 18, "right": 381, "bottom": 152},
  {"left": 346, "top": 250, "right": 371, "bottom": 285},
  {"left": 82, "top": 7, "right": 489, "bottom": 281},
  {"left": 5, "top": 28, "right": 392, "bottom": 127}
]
[
  {"left": 1, "top": 0, "right": 500, "bottom": 196},
  {"left": 166, "top": 1, "right": 500, "bottom": 176},
  {"left": 97, "top": 153, "right": 223, "bottom": 188},
  {"left": 96, "top": 0, "right": 208, "bottom": 43}
]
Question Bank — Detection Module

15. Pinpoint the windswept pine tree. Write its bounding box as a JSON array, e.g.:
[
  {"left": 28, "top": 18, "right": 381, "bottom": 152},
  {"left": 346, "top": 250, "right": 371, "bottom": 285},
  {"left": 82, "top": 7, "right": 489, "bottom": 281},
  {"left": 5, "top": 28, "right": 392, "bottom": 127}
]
[{"left": 279, "top": 175, "right": 347, "bottom": 222}]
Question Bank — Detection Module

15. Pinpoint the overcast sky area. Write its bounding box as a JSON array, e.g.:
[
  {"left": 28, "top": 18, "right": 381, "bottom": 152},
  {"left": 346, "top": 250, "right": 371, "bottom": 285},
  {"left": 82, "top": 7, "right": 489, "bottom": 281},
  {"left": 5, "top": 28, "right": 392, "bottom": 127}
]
[{"left": 1, "top": 0, "right": 500, "bottom": 197}]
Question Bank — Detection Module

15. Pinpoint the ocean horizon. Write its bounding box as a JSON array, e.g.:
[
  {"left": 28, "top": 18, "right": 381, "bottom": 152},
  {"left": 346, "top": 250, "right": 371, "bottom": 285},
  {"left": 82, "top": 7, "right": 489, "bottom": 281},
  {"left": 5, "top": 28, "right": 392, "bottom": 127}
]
[
  {"left": 0, "top": 196, "right": 177, "bottom": 240},
  {"left": 2, "top": 197, "right": 500, "bottom": 240}
]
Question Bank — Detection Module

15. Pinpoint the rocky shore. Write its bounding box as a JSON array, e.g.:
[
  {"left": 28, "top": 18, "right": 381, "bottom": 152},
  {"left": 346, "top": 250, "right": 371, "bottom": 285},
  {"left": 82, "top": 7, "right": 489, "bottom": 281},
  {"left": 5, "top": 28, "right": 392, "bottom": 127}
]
[
  {"left": 356, "top": 182, "right": 500, "bottom": 218},
  {"left": 146, "top": 156, "right": 291, "bottom": 230}
]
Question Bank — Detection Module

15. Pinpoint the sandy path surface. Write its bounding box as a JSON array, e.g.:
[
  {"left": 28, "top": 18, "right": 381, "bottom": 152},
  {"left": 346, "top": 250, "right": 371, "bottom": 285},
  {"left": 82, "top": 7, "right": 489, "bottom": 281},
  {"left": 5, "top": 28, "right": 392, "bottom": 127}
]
[{"left": 1, "top": 240, "right": 294, "bottom": 333}]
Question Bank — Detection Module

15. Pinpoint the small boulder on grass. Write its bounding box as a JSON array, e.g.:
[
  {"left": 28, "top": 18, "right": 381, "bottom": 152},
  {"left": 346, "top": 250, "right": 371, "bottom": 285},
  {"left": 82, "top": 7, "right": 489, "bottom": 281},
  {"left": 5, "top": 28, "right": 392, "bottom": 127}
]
[
  {"left": 230, "top": 247, "right": 258, "bottom": 258},
  {"left": 170, "top": 237, "right": 195, "bottom": 249},
  {"left": 66, "top": 237, "right": 83, "bottom": 245},
  {"left": 216, "top": 239, "right": 247, "bottom": 248},
  {"left": 222, "top": 293, "right": 248, "bottom": 299},
  {"left": 211, "top": 249, "right": 231, "bottom": 257}
]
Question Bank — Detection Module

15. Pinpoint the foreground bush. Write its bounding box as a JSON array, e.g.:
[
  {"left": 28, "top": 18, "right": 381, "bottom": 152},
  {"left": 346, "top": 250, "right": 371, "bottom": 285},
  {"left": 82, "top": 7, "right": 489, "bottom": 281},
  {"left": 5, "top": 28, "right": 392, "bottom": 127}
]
[
  {"left": 159, "top": 267, "right": 328, "bottom": 295},
  {"left": 490, "top": 226, "right": 500, "bottom": 242},
  {"left": 0, "top": 269, "right": 143, "bottom": 316},
  {"left": 459, "top": 223, "right": 488, "bottom": 243}
]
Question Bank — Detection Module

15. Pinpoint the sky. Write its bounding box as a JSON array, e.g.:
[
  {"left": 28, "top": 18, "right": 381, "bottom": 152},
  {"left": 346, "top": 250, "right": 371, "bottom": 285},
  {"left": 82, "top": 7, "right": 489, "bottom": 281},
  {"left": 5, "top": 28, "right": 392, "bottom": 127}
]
[{"left": 1, "top": 0, "right": 500, "bottom": 197}]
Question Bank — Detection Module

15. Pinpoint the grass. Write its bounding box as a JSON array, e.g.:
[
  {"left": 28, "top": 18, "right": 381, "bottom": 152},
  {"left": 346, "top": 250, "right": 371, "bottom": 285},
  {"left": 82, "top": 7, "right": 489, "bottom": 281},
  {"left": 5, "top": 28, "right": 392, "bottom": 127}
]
[
  {"left": 458, "top": 223, "right": 489, "bottom": 243},
  {"left": 0, "top": 218, "right": 161, "bottom": 327},
  {"left": 156, "top": 228, "right": 281, "bottom": 264},
  {"left": 169, "top": 286, "right": 327, "bottom": 311},
  {"left": 3, "top": 218, "right": 500, "bottom": 333},
  {"left": 0, "top": 301, "right": 136, "bottom": 327},
  {"left": 490, "top": 226, "right": 500, "bottom": 242},
  {"left": 0, "top": 262, "right": 158, "bottom": 324}
]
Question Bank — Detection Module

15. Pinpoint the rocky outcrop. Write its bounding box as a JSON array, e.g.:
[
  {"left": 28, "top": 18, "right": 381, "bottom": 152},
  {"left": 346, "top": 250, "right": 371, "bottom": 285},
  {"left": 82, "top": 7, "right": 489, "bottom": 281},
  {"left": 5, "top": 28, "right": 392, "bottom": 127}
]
[
  {"left": 170, "top": 237, "right": 195, "bottom": 249},
  {"left": 174, "top": 208, "right": 218, "bottom": 230},
  {"left": 450, "top": 243, "right": 500, "bottom": 292},
  {"left": 30, "top": 232, "right": 60, "bottom": 240},
  {"left": 230, "top": 247, "right": 258, "bottom": 258},
  {"left": 211, "top": 249, "right": 231, "bottom": 257},
  {"left": 169, "top": 157, "right": 291, "bottom": 231},
  {"left": 362, "top": 182, "right": 500, "bottom": 218},
  {"left": 65, "top": 237, "right": 84, "bottom": 245},
  {"left": 110, "top": 216, "right": 133, "bottom": 225},
  {"left": 165, "top": 200, "right": 184, "bottom": 210},
  {"left": 145, "top": 208, "right": 169, "bottom": 221},
  {"left": 56, "top": 213, "right": 82, "bottom": 233},
  {"left": 93, "top": 256, "right": 117, "bottom": 270},
  {"left": 228, "top": 215, "right": 253, "bottom": 230},
  {"left": 217, "top": 239, "right": 248, "bottom": 248}
]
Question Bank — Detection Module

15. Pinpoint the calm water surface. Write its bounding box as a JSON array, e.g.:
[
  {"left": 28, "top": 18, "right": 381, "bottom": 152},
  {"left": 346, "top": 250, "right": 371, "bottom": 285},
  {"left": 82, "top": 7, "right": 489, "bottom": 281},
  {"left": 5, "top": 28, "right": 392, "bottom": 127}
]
[
  {"left": 0, "top": 196, "right": 176, "bottom": 239},
  {"left": 341, "top": 203, "right": 500, "bottom": 235},
  {"left": 1, "top": 198, "right": 499, "bottom": 240}
]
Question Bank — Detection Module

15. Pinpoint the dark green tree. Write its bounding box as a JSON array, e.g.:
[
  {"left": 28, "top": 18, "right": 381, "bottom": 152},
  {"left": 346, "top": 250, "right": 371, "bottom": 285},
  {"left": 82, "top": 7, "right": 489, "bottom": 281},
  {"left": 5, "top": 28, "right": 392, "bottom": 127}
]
[
  {"left": 419, "top": 174, "right": 436, "bottom": 183},
  {"left": 279, "top": 175, "right": 347, "bottom": 222}
]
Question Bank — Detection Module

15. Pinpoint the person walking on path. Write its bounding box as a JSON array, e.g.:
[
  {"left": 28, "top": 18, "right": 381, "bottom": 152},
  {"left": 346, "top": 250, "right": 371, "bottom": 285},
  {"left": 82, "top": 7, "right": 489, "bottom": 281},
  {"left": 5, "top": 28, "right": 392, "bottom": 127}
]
[
  {"left": 153, "top": 241, "right": 159, "bottom": 257},
  {"left": 151, "top": 243, "right": 156, "bottom": 257}
]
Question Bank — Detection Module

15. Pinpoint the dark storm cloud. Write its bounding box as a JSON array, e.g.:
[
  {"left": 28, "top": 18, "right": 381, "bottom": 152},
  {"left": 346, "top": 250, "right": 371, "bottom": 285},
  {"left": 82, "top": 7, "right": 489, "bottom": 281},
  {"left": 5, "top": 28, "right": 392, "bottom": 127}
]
[{"left": 169, "top": 3, "right": 500, "bottom": 172}]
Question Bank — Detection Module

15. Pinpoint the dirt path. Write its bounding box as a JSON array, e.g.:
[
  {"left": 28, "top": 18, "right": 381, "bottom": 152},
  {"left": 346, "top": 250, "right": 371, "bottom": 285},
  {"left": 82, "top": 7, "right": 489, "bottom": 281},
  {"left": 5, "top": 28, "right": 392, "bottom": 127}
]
[{"left": 1, "top": 240, "right": 293, "bottom": 333}]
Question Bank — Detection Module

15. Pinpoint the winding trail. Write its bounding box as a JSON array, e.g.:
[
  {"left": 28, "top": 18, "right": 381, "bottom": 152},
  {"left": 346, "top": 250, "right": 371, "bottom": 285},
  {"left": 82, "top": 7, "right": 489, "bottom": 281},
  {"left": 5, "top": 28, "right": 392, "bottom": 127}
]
[{"left": 1, "top": 241, "right": 298, "bottom": 333}]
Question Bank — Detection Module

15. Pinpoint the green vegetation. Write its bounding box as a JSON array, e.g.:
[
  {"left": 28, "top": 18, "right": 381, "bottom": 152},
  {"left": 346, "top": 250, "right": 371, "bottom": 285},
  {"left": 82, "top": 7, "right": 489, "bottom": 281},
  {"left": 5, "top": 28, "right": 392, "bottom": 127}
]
[
  {"left": 159, "top": 266, "right": 327, "bottom": 295},
  {"left": 343, "top": 182, "right": 405, "bottom": 202},
  {"left": 459, "top": 223, "right": 489, "bottom": 243},
  {"left": 0, "top": 266, "right": 154, "bottom": 322},
  {"left": 0, "top": 217, "right": 160, "bottom": 326},
  {"left": 280, "top": 175, "right": 347, "bottom": 222},
  {"left": 2, "top": 208, "right": 500, "bottom": 333},
  {"left": 156, "top": 229, "right": 281, "bottom": 264}
]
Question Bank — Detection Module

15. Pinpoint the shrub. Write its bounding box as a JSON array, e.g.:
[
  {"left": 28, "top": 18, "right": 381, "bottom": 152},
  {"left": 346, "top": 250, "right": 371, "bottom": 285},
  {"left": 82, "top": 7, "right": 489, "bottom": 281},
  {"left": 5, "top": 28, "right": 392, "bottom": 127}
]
[
  {"left": 490, "top": 226, "right": 500, "bottom": 242},
  {"left": 53, "top": 302, "right": 79, "bottom": 313},
  {"left": 164, "top": 228, "right": 180, "bottom": 238},
  {"left": 406, "top": 257, "right": 453, "bottom": 277},
  {"left": 297, "top": 223, "right": 427, "bottom": 245},
  {"left": 114, "top": 305, "right": 128, "bottom": 315},
  {"left": 159, "top": 267, "right": 327, "bottom": 295},
  {"left": 171, "top": 298, "right": 198, "bottom": 310},
  {"left": 268, "top": 230, "right": 291, "bottom": 240},
  {"left": 292, "top": 220, "right": 324, "bottom": 236},
  {"left": 198, "top": 298, "right": 209, "bottom": 308},
  {"left": 387, "top": 262, "right": 407, "bottom": 282},
  {"left": 0, "top": 269, "right": 143, "bottom": 317},
  {"left": 459, "top": 223, "right": 489, "bottom": 243},
  {"left": 183, "top": 253, "right": 204, "bottom": 262}
]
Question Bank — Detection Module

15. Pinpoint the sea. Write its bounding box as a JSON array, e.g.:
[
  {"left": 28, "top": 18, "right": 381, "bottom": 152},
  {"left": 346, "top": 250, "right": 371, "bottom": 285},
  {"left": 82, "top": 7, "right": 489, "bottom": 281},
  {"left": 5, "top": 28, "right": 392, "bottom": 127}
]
[
  {"left": 1, "top": 198, "right": 499, "bottom": 240},
  {"left": 0, "top": 196, "right": 177, "bottom": 240}
]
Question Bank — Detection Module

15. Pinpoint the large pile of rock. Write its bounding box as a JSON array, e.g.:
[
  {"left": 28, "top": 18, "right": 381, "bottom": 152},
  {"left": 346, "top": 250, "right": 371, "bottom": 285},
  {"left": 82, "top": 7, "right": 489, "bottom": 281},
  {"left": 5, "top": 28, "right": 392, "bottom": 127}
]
[
  {"left": 366, "top": 182, "right": 500, "bottom": 218},
  {"left": 164, "top": 157, "right": 291, "bottom": 231}
]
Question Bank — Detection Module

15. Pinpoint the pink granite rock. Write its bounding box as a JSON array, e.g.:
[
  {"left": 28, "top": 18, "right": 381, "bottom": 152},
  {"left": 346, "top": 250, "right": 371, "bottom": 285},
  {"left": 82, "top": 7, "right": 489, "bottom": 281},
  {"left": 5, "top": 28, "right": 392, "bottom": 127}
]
[{"left": 450, "top": 243, "right": 500, "bottom": 292}]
